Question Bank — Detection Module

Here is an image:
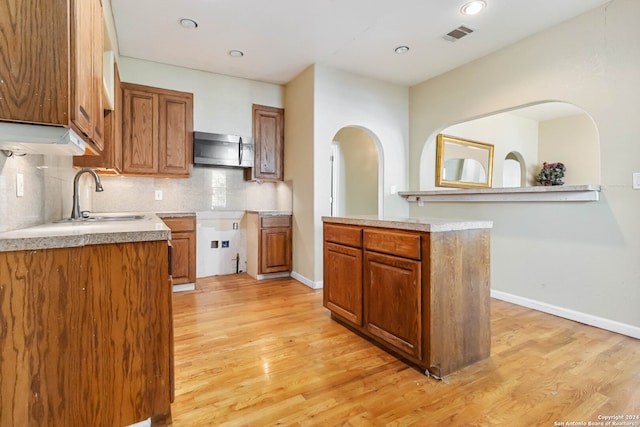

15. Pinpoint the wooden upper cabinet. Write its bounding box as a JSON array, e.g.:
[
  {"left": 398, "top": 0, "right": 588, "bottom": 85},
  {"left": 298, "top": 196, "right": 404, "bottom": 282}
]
[
  {"left": 158, "top": 94, "right": 193, "bottom": 176},
  {"left": 122, "top": 85, "right": 159, "bottom": 174},
  {"left": 251, "top": 104, "right": 284, "bottom": 181},
  {"left": 0, "top": 0, "right": 104, "bottom": 153},
  {"left": 74, "top": 62, "right": 122, "bottom": 171},
  {"left": 121, "top": 83, "right": 193, "bottom": 177}
]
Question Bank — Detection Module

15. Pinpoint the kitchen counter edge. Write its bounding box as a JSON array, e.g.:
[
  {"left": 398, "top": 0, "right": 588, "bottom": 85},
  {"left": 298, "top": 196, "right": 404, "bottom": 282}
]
[
  {"left": 322, "top": 216, "right": 493, "bottom": 232},
  {"left": 0, "top": 213, "right": 171, "bottom": 252}
]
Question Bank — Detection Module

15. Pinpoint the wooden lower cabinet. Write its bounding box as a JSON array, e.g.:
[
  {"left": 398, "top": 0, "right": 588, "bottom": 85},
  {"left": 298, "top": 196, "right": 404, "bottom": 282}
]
[
  {"left": 0, "top": 240, "right": 172, "bottom": 426},
  {"left": 162, "top": 215, "right": 196, "bottom": 285},
  {"left": 324, "top": 241, "right": 363, "bottom": 325},
  {"left": 323, "top": 221, "right": 491, "bottom": 378},
  {"left": 247, "top": 212, "right": 292, "bottom": 279},
  {"left": 364, "top": 251, "right": 422, "bottom": 360}
]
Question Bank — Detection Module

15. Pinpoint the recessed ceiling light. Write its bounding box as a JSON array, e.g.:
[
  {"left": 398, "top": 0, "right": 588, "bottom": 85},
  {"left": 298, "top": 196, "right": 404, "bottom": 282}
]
[
  {"left": 229, "top": 50, "right": 244, "bottom": 58},
  {"left": 179, "top": 18, "right": 198, "bottom": 29},
  {"left": 394, "top": 46, "right": 410, "bottom": 54},
  {"left": 461, "top": 0, "right": 486, "bottom": 16}
]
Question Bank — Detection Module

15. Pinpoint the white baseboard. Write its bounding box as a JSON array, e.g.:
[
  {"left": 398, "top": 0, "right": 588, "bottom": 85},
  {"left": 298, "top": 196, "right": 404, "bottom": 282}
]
[
  {"left": 172, "top": 283, "right": 195, "bottom": 292},
  {"left": 491, "top": 289, "right": 640, "bottom": 339},
  {"left": 290, "top": 271, "right": 323, "bottom": 289}
]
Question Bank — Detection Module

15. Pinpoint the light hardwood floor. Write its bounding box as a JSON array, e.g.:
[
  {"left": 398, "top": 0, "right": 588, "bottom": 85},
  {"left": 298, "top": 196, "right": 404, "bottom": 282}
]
[{"left": 155, "top": 274, "right": 640, "bottom": 426}]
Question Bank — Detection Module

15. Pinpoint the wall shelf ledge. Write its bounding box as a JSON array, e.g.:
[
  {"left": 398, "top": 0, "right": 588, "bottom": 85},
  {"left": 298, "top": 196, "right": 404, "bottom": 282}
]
[{"left": 398, "top": 184, "right": 601, "bottom": 203}]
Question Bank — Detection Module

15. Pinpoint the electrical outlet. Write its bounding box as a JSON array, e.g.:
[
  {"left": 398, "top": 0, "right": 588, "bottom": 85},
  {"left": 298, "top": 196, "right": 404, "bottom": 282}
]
[
  {"left": 633, "top": 172, "right": 640, "bottom": 189},
  {"left": 16, "top": 173, "right": 24, "bottom": 197},
  {"left": 155, "top": 190, "right": 163, "bottom": 200}
]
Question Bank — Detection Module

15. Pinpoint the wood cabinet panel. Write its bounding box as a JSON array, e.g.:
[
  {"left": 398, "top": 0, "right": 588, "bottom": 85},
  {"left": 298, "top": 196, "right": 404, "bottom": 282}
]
[
  {"left": 74, "top": 62, "right": 122, "bottom": 171},
  {"left": 364, "top": 251, "right": 422, "bottom": 359},
  {"left": 158, "top": 94, "right": 193, "bottom": 176},
  {"left": 323, "top": 221, "right": 491, "bottom": 377},
  {"left": 121, "top": 83, "right": 193, "bottom": 177},
  {"left": 427, "top": 229, "right": 491, "bottom": 376},
  {"left": 323, "top": 241, "right": 363, "bottom": 326},
  {"left": 364, "top": 229, "right": 421, "bottom": 260},
  {"left": 260, "top": 227, "right": 292, "bottom": 273},
  {"left": 324, "top": 223, "right": 362, "bottom": 248},
  {"left": 0, "top": 0, "right": 69, "bottom": 124},
  {"left": 163, "top": 216, "right": 196, "bottom": 285},
  {"left": 71, "top": 0, "right": 95, "bottom": 139},
  {"left": 122, "top": 86, "right": 158, "bottom": 174},
  {"left": 261, "top": 215, "right": 291, "bottom": 228},
  {"left": 251, "top": 104, "right": 284, "bottom": 181},
  {"left": 0, "top": 0, "right": 104, "bottom": 152},
  {"left": 0, "top": 241, "right": 172, "bottom": 426},
  {"left": 247, "top": 213, "right": 292, "bottom": 278}
]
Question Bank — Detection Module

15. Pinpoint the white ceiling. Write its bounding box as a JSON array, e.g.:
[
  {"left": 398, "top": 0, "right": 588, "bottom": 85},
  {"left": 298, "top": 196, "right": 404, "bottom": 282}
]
[{"left": 110, "top": 0, "right": 610, "bottom": 87}]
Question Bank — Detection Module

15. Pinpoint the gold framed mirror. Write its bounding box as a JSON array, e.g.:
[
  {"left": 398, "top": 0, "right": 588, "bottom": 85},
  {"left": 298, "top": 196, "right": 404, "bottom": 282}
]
[{"left": 436, "top": 134, "right": 494, "bottom": 188}]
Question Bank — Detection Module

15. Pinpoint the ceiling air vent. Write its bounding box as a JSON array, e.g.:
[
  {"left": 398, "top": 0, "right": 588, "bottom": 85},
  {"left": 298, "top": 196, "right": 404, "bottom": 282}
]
[{"left": 442, "top": 25, "right": 474, "bottom": 42}]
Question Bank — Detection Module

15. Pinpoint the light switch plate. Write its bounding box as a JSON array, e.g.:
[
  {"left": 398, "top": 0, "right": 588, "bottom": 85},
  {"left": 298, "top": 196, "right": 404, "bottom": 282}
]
[
  {"left": 633, "top": 172, "right": 640, "bottom": 189},
  {"left": 155, "top": 190, "right": 163, "bottom": 200}
]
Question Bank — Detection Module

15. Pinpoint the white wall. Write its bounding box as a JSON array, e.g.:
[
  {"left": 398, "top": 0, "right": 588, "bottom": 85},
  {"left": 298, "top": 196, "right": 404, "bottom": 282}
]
[
  {"left": 105, "top": 58, "right": 291, "bottom": 214},
  {"left": 420, "top": 113, "right": 540, "bottom": 188},
  {"left": 284, "top": 65, "right": 409, "bottom": 285},
  {"left": 409, "top": 0, "right": 640, "bottom": 332},
  {"left": 118, "top": 57, "right": 284, "bottom": 136},
  {"left": 310, "top": 65, "right": 409, "bottom": 283}
]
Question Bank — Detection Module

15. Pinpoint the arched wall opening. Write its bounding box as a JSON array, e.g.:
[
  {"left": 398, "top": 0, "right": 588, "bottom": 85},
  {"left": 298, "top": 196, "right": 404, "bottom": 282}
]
[
  {"left": 418, "top": 101, "right": 601, "bottom": 190},
  {"left": 331, "top": 126, "right": 384, "bottom": 217}
]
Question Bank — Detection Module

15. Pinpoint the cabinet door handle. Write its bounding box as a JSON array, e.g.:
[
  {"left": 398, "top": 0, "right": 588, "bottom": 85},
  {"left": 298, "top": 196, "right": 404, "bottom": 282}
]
[{"left": 239, "top": 136, "right": 244, "bottom": 165}]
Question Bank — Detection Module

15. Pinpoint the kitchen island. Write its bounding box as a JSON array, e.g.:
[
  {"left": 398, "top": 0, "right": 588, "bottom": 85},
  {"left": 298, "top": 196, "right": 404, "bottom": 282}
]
[
  {"left": 0, "top": 214, "right": 173, "bottom": 426},
  {"left": 322, "top": 215, "right": 492, "bottom": 378}
]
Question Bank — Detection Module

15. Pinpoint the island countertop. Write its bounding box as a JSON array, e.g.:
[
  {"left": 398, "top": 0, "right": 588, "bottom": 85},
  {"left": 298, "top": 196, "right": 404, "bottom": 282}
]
[
  {"left": 0, "top": 213, "right": 171, "bottom": 252},
  {"left": 322, "top": 215, "right": 493, "bottom": 233}
]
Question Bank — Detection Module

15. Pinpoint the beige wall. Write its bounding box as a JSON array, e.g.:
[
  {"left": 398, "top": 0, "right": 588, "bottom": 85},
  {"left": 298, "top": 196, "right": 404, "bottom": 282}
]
[
  {"left": 284, "top": 66, "right": 316, "bottom": 284},
  {"left": 333, "top": 127, "right": 378, "bottom": 216},
  {"left": 409, "top": 0, "right": 640, "bottom": 330},
  {"left": 539, "top": 114, "right": 600, "bottom": 185}
]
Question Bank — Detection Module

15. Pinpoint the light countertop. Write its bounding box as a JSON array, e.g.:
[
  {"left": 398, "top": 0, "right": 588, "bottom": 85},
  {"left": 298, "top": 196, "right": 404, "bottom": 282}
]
[
  {"left": 246, "top": 210, "right": 292, "bottom": 216},
  {"left": 0, "top": 213, "right": 171, "bottom": 252},
  {"left": 322, "top": 215, "right": 493, "bottom": 233}
]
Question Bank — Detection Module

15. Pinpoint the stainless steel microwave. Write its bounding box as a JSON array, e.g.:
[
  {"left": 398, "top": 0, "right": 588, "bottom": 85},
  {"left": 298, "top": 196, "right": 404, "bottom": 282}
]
[{"left": 193, "top": 132, "right": 254, "bottom": 168}]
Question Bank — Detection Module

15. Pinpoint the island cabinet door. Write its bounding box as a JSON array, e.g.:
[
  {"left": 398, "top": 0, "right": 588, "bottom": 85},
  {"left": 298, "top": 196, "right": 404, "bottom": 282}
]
[
  {"left": 364, "top": 251, "right": 422, "bottom": 360},
  {"left": 323, "top": 242, "right": 363, "bottom": 326}
]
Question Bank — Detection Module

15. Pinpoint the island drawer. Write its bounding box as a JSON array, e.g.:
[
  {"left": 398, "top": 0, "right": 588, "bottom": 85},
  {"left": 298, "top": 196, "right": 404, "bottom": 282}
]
[
  {"left": 364, "top": 229, "right": 421, "bottom": 260},
  {"left": 324, "top": 223, "right": 362, "bottom": 248}
]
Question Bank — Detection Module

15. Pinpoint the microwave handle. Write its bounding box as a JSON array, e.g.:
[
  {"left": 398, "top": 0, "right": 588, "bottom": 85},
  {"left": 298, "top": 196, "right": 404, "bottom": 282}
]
[{"left": 239, "top": 137, "right": 243, "bottom": 165}]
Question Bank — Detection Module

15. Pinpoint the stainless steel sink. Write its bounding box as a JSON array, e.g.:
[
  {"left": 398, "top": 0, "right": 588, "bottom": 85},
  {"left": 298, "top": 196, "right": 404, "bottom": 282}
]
[{"left": 56, "top": 213, "right": 145, "bottom": 223}]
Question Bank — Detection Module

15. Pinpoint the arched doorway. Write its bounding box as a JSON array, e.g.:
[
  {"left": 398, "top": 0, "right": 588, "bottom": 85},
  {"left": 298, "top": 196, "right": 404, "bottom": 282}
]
[{"left": 331, "top": 126, "right": 382, "bottom": 217}]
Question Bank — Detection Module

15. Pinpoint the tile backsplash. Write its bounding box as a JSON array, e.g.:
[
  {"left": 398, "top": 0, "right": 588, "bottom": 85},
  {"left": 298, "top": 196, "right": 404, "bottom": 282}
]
[
  {"left": 0, "top": 155, "right": 292, "bottom": 233},
  {"left": 0, "top": 153, "right": 76, "bottom": 232},
  {"left": 92, "top": 167, "right": 292, "bottom": 214}
]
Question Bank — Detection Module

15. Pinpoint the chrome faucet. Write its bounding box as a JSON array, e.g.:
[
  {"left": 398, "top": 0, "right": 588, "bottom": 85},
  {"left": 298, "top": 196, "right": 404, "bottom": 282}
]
[{"left": 70, "top": 168, "right": 103, "bottom": 220}]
